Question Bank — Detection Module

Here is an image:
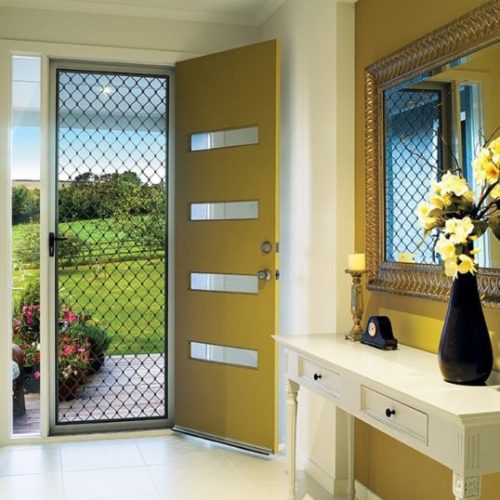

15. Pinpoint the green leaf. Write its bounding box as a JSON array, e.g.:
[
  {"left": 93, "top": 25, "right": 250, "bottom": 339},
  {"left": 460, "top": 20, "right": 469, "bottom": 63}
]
[
  {"left": 472, "top": 220, "right": 488, "bottom": 238},
  {"left": 428, "top": 208, "right": 444, "bottom": 218},
  {"left": 455, "top": 243, "right": 465, "bottom": 256},
  {"left": 489, "top": 214, "right": 500, "bottom": 240}
]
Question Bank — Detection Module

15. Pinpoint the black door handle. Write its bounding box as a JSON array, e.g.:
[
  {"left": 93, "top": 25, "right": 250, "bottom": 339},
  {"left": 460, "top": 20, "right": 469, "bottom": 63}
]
[{"left": 49, "top": 232, "right": 68, "bottom": 257}]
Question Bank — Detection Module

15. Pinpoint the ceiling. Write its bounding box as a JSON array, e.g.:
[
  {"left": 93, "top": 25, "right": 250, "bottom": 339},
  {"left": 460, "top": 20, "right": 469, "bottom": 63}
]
[{"left": 0, "top": 0, "right": 286, "bottom": 25}]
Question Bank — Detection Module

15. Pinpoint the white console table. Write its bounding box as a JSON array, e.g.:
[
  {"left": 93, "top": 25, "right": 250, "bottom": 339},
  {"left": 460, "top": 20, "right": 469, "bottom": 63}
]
[{"left": 275, "top": 333, "right": 500, "bottom": 500}]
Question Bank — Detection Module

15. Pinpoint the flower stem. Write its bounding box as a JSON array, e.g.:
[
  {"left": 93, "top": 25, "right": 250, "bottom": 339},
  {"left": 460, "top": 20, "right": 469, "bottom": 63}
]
[{"left": 475, "top": 180, "right": 499, "bottom": 218}]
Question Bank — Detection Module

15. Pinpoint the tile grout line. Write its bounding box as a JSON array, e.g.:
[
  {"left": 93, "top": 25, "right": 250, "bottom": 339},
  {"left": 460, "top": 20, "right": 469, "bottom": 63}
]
[{"left": 134, "top": 439, "right": 163, "bottom": 500}]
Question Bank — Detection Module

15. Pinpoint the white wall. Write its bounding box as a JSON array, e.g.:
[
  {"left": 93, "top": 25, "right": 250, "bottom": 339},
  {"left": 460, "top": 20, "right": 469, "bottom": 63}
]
[{"left": 260, "top": 0, "right": 355, "bottom": 493}]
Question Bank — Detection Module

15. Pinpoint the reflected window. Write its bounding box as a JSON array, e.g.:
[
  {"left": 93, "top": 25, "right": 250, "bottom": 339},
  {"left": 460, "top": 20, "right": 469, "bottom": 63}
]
[{"left": 384, "top": 85, "right": 449, "bottom": 263}]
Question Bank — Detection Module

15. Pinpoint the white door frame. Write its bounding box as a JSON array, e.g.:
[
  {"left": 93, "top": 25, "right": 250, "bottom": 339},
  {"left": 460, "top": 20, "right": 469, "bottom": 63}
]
[{"left": 0, "top": 39, "right": 185, "bottom": 445}]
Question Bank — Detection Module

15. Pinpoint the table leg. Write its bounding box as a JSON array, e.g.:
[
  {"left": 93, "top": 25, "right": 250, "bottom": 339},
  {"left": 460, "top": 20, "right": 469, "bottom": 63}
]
[
  {"left": 452, "top": 472, "right": 481, "bottom": 500},
  {"left": 287, "top": 379, "right": 299, "bottom": 500},
  {"left": 346, "top": 413, "right": 355, "bottom": 499}
]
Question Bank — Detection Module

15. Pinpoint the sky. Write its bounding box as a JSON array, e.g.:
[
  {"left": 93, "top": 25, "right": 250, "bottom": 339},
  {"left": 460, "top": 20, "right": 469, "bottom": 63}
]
[{"left": 11, "top": 56, "right": 167, "bottom": 184}]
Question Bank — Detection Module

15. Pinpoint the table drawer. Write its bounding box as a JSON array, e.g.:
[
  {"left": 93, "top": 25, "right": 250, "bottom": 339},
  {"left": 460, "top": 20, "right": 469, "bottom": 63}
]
[
  {"left": 361, "top": 386, "right": 428, "bottom": 444},
  {"left": 298, "top": 357, "right": 340, "bottom": 398}
]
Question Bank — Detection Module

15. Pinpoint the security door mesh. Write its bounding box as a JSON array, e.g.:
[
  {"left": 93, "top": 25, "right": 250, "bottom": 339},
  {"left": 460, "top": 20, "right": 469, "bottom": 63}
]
[
  {"left": 55, "top": 69, "right": 167, "bottom": 424},
  {"left": 384, "top": 87, "right": 445, "bottom": 264}
]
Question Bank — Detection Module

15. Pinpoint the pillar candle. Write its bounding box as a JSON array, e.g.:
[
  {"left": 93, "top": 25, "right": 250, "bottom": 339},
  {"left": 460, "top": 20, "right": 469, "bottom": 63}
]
[{"left": 347, "top": 253, "right": 366, "bottom": 271}]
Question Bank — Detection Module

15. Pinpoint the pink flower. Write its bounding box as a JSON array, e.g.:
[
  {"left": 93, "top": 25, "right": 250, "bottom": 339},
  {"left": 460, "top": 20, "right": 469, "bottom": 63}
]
[
  {"left": 23, "top": 305, "right": 34, "bottom": 325},
  {"left": 63, "top": 344, "right": 78, "bottom": 355},
  {"left": 34, "top": 371, "right": 41, "bottom": 381},
  {"left": 63, "top": 309, "right": 78, "bottom": 324}
]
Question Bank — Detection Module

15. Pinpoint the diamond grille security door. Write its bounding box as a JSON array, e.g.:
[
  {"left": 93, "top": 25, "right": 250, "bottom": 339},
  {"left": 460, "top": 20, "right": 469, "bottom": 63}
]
[
  {"left": 54, "top": 68, "right": 168, "bottom": 426},
  {"left": 384, "top": 87, "right": 446, "bottom": 263}
]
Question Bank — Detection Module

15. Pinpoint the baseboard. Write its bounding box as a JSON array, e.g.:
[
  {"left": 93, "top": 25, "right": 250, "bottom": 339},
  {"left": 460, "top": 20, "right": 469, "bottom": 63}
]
[
  {"left": 305, "top": 457, "right": 334, "bottom": 494},
  {"left": 354, "top": 480, "right": 383, "bottom": 500},
  {"left": 303, "top": 460, "right": 382, "bottom": 499}
]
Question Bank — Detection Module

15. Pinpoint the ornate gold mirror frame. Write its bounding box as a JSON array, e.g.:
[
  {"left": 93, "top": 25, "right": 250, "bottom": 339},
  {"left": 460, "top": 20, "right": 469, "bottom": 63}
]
[{"left": 365, "top": 0, "right": 500, "bottom": 307}]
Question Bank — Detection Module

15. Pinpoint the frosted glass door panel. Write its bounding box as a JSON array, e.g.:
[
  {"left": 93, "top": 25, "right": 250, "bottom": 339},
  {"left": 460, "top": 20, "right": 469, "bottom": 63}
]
[
  {"left": 190, "top": 342, "right": 258, "bottom": 368},
  {"left": 190, "top": 272, "right": 258, "bottom": 294},
  {"left": 190, "top": 201, "right": 258, "bottom": 221},
  {"left": 190, "top": 126, "right": 258, "bottom": 151}
]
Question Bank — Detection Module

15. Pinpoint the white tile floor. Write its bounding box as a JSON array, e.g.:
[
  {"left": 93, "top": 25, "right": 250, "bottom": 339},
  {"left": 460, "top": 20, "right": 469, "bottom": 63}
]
[{"left": 0, "top": 432, "right": 332, "bottom": 500}]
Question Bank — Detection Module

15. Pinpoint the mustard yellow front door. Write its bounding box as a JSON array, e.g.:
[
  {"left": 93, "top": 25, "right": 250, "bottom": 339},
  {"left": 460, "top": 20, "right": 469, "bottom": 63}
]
[{"left": 174, "top": 40, "right": 280, "bottom": 453}]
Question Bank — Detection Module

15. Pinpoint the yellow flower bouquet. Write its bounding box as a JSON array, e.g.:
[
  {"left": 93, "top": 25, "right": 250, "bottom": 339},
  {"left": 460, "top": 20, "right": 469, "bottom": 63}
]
[{"left": 416, "top": 134, "right": 500, "bottom": 278}]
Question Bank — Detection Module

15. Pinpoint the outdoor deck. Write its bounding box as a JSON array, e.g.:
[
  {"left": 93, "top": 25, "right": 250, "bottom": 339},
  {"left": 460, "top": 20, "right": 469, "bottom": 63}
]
[{"left": 14, "top": 353, "right": 165, "bottom": 435}]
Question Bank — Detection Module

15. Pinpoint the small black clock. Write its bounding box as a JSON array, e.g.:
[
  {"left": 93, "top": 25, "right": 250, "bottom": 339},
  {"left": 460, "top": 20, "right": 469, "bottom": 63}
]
[{"left": 361, "top": 316, "right": 398, "bottom": 350}]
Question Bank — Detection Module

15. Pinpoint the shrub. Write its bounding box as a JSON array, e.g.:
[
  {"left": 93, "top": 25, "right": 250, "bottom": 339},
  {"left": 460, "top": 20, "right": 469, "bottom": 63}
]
[
  {"left": 58, "top": 333, "right": 91, "bottom": 400},
  {"left": 14, "top": 232, "right": 87, "bottom": 268},
  {"left": 59, "top": 233, "right": 88, "bottom": 265},
  {"left": 67, "top": 321, "right": 111, "bottom": 357},
  {"left": 12, "top": 186, "right": 39, "bottom": 224},
  {"left": 13, "top": 279, "right": 41, "bottom": 367},
  {"left": 14, "top": 231, "right": 40, "bottom": 267},
  {"left": 13, "top": 285, "right": 110, "bottom": 388},
  {"left": 14, "top": 278, "right": 40, "bottom": 315}
]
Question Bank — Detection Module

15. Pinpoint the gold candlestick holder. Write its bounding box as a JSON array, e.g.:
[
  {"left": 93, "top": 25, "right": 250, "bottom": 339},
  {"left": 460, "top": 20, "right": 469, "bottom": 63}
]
[{"left": 345, "top": 269, "right": 366, "bottom": 341}]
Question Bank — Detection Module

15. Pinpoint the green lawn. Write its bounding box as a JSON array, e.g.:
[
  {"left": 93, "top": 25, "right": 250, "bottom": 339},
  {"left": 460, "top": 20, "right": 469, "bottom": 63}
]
[
  {"left": 13, "top": 221, "right": 166, "bottom": 356},
  {"left": 59, "top": 259, "right": 165, "bottom": 355}
]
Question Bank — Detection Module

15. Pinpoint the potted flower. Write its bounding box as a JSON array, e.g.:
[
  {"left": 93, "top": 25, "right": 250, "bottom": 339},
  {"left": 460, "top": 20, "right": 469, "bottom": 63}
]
[
  {"left": 12, "top": 282, "right": 111, "bottom": 399},
  {"left": 58, "top": 334, "right": 91, "bottom": 401},
  {"left": 13, "top": 304, "right": 41, "bottom": 393},
  {"left": 67, "top": 321, "right": 111, "bottom": 374},
  {"left": 416, "top": 134, "right": 499, "bottom": 384}
]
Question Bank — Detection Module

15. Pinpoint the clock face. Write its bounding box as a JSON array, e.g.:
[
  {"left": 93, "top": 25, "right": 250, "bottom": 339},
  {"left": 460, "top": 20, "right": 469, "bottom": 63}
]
[{"left": 368, "top": 321, "right": 377, "bottom": 337}]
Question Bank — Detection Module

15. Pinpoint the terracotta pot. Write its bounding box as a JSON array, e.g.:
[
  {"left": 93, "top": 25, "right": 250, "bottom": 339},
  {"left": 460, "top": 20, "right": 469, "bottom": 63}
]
[
  {"left": 24, "top": 363, "right": 41, "bottom": 393},
  {"left": 58, "top": 375, "right": 83, "bottom": 401},
  {"left": 88, "top": 352, "right": 105, "bottom": 375}
]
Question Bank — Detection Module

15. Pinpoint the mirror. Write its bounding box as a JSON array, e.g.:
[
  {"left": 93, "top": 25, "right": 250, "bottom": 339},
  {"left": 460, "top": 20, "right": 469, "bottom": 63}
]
[
  {"left": 384, "top": 43, "right": 500, "bottom": 267},
  {"left": 365, "top": 1, "right": 500, "bottom": 306}
]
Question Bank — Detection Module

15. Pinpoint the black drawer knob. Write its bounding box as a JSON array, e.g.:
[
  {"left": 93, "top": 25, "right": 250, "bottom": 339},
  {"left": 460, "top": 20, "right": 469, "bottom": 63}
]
[
  {"left": 385, "top": 408, "right": 396, "bottom": 418},
  {"left": 313, "top": 373, "right": 322, "bottom": 381}
]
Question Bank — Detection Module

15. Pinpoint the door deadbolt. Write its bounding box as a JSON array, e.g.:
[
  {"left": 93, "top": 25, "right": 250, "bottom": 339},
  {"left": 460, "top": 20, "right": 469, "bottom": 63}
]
[
  {"left": 256, "top": 269, "right": 272, "bottom": 281},
  {"left": 260, "top": 241, "right": 272, "bottom": 254}
]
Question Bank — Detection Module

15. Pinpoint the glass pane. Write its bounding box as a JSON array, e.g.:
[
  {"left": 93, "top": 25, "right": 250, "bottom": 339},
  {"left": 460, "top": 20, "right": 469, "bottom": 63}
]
[
  {"left": 190, "top": 126, "right": 259, "bottom": 151},
  {"left": 11, "top": 55, "right": 41, "bottom": 436},
  {"left": 384, "top": 86, "right": 443, "bottom": 263},
  {"left": 190, "top": 201, "right": 258, "bottom": 221},
  {"left": 190, "top": 342, "right": 258, "bottom": 368},
  {"left": 190, "top": 272, "right": 258, "bottom": 294}
]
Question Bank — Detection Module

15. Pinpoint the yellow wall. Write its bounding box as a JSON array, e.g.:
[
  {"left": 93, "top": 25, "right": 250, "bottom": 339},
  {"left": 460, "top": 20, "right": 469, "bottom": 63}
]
[{"left": 355, "top": 0, "right": 500, "bottom": 498}]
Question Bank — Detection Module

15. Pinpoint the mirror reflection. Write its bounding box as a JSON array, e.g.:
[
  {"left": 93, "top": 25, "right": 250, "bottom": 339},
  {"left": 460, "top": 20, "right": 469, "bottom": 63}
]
[{"left": 384, "top": 42, "right": 500, "bottom": 268}]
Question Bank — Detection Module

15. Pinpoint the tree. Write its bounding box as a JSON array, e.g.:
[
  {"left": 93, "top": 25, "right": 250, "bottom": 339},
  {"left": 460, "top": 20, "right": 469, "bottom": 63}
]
[
  {"left": 74, "top": 171, "right": 99, "bottom": 183},
  {"left": 112, "top": 182, "right": 166, "bottom": 255},
  {"left": 14, "top": 230, "right": 87, "bottom": 268},
  {"left": 58, "top": 170, "right": 144, "bottom": 222},
  {"left": 12, "top": 186, "right": 39, "bottom": 224}
]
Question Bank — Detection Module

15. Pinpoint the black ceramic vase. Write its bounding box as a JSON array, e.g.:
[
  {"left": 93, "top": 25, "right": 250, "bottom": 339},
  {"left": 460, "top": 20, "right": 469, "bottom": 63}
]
[{"left": 438, "top": 272, "right": 493, "bottom": 385}]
